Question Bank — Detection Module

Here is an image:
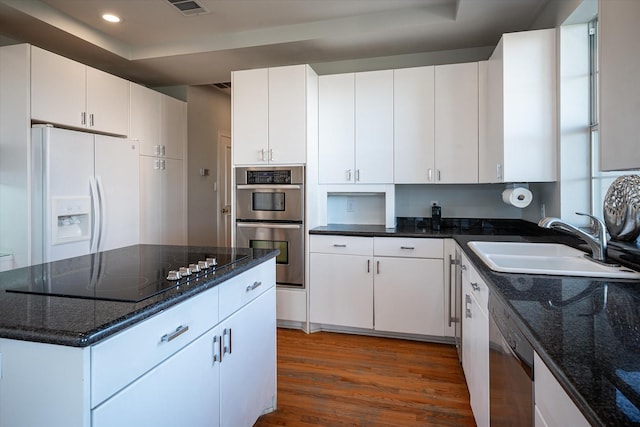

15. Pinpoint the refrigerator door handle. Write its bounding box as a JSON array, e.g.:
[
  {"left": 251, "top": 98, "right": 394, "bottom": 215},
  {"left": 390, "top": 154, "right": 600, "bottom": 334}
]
[
  {"left": 89, "top": 176, "right": 101, "bottom": 253},
  {"left": 96, "top": 176, "right": 106, "bottom": 252}
]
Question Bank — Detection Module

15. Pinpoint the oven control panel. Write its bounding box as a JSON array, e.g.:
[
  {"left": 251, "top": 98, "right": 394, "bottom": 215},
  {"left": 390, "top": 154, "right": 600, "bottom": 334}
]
[{"left": 246, "top": 170, "right": 291, "bottom": 184}]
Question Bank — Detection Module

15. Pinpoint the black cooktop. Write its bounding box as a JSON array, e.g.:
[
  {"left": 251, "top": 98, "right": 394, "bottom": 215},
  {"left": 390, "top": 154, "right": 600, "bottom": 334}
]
[{"left": 5, "top": 245, "right": 250, "bottom": 303}]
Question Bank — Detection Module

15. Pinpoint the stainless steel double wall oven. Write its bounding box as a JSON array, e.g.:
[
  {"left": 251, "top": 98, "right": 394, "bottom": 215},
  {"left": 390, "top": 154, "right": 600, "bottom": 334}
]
[{"left": 235, "top": 167, "right": 304, "bottom": 288}]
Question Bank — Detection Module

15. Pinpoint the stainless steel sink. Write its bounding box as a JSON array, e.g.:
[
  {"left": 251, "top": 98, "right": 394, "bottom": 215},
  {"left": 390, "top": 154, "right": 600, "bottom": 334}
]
[{"left": 467, "top": 241, "right": 640, "bottom": 279}]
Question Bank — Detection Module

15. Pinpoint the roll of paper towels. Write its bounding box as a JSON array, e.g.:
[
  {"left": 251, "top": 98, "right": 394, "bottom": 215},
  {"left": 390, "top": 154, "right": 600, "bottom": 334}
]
[{"left": 502, "top": 187, "right": 533, "bottom": 208}]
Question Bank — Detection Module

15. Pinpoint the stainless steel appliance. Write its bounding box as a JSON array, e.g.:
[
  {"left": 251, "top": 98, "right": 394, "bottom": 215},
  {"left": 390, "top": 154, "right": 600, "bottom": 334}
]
[
  {"left": 489, "top": 291, "right": 534, "bottom": 426},
  {"left": 449, "top": 245, "right": 463, "bottom": 361},
  {"left": 235, "top": 167, "right": 304, "bottom": 288}
]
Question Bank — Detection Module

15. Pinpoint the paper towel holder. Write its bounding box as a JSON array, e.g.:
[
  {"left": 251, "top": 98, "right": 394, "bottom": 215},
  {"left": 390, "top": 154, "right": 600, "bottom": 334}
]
[{"left": 502, "top": 183, "right": 533, "bottom": 208}]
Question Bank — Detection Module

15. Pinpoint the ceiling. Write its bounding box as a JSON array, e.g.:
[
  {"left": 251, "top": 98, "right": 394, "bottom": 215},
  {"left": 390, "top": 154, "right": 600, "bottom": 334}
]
[{"left": 0, "top": 0, "right": 574, "bottom": 88}]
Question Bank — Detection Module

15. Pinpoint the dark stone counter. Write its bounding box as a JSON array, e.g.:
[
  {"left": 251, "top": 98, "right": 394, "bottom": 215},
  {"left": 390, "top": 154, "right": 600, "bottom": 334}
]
[
  {"left": 0, "top": 244, "right": 278, "bottom": 347},
  {"left": 311, "top": 219, "right": 640, "bottom": 426}
]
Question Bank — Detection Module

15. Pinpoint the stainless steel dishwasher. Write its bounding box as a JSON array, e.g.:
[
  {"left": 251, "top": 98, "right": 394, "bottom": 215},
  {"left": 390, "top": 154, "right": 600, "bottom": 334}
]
[{"left": 489, "top": 292, "right": 534, "bottom": 426}]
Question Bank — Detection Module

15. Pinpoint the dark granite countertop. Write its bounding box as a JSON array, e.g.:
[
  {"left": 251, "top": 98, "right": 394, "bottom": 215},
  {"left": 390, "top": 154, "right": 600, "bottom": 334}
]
[
  {"left": 311, "top": 218, "right": 640, "bottom": 426},
  {"left": 0, "top": 244, "right": 278, "bottom": 348}
]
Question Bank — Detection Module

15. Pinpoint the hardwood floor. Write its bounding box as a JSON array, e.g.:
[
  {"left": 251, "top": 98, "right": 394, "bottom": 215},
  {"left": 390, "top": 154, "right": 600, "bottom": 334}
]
[{"left": 254, "top": 328, "right": 475, "bottom": 427}]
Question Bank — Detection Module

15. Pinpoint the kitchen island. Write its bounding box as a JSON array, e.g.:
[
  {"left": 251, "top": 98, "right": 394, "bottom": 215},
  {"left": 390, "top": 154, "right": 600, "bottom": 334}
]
[
  {"left": 311, "top": 218, "right": 640, "bottom": 427},
  {"left": 0, "top": 244, "right": 278, "bottom": 427}
]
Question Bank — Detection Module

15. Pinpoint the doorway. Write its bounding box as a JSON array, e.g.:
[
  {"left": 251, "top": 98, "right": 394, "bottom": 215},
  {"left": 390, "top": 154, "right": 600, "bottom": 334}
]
[{"left": 217, "top": 131, "right": 232, "bottom": 247}]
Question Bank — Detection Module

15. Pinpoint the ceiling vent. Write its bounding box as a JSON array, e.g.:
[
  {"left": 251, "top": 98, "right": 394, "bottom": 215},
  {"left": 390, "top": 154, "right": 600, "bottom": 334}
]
[
  {"left": 167, "top": 0, "right": 209, "bottom": 16},
  {"left": 213, "top": 82, "right": 231, "bottom": 90}
]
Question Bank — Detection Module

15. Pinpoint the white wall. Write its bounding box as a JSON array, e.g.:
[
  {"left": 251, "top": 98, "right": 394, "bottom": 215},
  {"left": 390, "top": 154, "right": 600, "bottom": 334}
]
[{"left": 186, "top": 85, "right": 231, "bottom": 246}]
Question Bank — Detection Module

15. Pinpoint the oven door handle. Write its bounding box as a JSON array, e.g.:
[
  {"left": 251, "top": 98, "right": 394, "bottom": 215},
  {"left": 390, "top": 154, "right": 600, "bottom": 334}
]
[
  {"left": 236, "top": 222, "right": 302, "bottom": 229},
  {"left": 236, "top": 184, "right": 302, "bottom": 190}
]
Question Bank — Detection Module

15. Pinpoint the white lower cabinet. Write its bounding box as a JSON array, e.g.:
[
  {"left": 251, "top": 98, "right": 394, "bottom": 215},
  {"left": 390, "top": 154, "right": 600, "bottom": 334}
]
[
  {"left": 534, "top": 352, "right": 589, "bottom": 427},
  {"left": 461, "top": 254, "right": 490, "bottom": 427},
  {"left": 309, "top": 235, "right": 445, "bottom": 336},
  {"left": 0, "top": 259, "right": 276, "bottom": 427},
  {"left": 309, "top": 251, "right": 374, "bottom": 329},
  {"left": 92, "top": 326, "right": 221, "bottom": 427},
  {"left": 220, "top": 288, "right": 277, "bottom": 427}
]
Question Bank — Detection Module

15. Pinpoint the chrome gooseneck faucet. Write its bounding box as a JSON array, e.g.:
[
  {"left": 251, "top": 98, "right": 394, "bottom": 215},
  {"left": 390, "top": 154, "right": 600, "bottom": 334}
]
[{"left": 538, "top": 213, "right": 608, "bottom": 262}]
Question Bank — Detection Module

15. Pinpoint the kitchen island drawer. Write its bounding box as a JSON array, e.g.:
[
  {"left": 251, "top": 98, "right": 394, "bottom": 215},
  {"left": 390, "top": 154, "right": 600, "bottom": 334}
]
[
  {"left": 219, "top": 258, "right": 276, "bottom": 321},
  {"left": 374, "top": 237, "right": 443, "bottom": 258},
  {"left": 90, "top": 286, "right": 219, "bottom": 407},
  {"left": 310, "top": 235, "right": 373, "bottom": 256}
]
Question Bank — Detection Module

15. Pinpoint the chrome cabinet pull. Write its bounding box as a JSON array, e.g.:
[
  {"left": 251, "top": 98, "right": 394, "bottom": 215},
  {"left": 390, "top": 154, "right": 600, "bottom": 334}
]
[
  {"left": 81, "top": 111, "right": 86, "bottom": 125},
  {"left": 223, "top": 328, "right": 232, "bottom": 355},
  {"left": 333, "top": 244, "right": 347, "bottom": 248},
  {"left": 161, "top": 325, "right": 189, "bottom": 343},
  {"left": 213, "top": 335, "right": 220, "bottom": 363},
  {"left": 269, "top": 149, "right": 274, "bottom": 161},
  {"left": 400, "top": 246, "right": 415, "bottom": 250},
  {"left": 246, "top": 281, "right": 262, "bottom": 292},
  {"left": 376, "top": 260, "right": 380, "bottom": 275},
  {"left": 89, "top": 113, "right": 95, "bottom": 127},
  {"left": 161, "top": 145, "right": 166, "bottom": 156},
  {"left": 496, "top": 163, "right": 502, "bottom": 179},
  {"left": 355, "top": 169, "right": 360, "bottom": 182},
  {"left": 471, "top": 282, "right": 480, "bottom": 292},
  {"left": 428, "top": 168, "right": 433, "bottom": 182},
  {"left": 437, "top": 169, "right": 442, "bottom": 181},
  {"left": 367, "top": 259, "right": 370, "bottom": 273},
  {"left": 346, "top": 169, "right": 352, "bottom": 181},
  {"left": 465, "top": 295, "right": 472, "bottom": 319},
  {"left": 461, "top": 264, "right": 467, "bottom": 271}
]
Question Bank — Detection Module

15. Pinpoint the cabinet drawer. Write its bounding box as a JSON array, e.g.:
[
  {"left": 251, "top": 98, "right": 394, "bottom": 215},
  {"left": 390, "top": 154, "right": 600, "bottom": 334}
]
[
  {"left": 91, "top": 286, "right": 219, "bottom": 407},
  {"left": 310, "top": 235, "right": 373, "bottom": 255},
  {"left": 374, "top": 237, "right": 443, "bottom": 258},
  {"left": 468, "top": 263, "right": 489, "bottom": 315},
  {"left": 219, "top": 258, "right": 276, "bottom": 321}
]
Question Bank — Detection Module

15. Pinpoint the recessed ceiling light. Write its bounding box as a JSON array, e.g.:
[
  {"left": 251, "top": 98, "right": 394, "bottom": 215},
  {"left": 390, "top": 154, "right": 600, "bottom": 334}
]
[{"left": 102, "top": 13, "right": 121, "bottom": 23}]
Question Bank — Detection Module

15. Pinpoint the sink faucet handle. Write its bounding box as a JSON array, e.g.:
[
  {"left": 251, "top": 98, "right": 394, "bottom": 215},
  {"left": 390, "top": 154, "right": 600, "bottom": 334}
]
[{"left": 575, "top": 212, "right": 605, "bottom": 233}]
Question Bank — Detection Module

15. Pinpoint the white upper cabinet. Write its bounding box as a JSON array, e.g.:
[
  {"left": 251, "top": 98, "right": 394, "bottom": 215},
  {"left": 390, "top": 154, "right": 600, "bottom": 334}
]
[
  {"left": 481, "top": 29, "right": 557, "bottom": 182},
  {"left": 599, "top": 0, "right": 640, "bottom": 171},
  {"left": 393, "top": 66, "right": 435, "bottom": 184},
  {"left": 233, "top": 65, "right": 312, "bottom": 165},
  {"left": 161, "top": 94, "right": 187, "bottom": 160},
  {"left": 268, "top": 65, "right": 307, "bottom": 164},
  {"left": 130, "top": 83, "right": 161, "bottom": 157},
  {"left": 31, "top": 46, "right": 129, "bottom": 136},
  {"left": 319, "top": 70, "right": 394, "bottom": 184},
  {"left": 434, "top": 62, "right": 479, "bottom": 184},
  {"left": 233, "top": 68, "right": 269, "bottom": 164},
  {"left": 355, "top": 70, "right": 394, "bottom": 184},
  {"left": 319, "top": 73, "right": 355, "bottom": 183}
]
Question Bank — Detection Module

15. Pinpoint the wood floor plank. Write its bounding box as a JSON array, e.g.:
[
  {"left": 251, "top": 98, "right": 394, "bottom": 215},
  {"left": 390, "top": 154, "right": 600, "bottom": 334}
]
[{"left": 254, "top": 328, "right": 476, "bottom": 427}]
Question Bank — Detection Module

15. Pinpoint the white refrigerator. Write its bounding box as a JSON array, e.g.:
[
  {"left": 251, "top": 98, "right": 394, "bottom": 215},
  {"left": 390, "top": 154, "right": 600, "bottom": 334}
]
[{"left": 31, "top": 125, "right": 140, "bottom": 264}]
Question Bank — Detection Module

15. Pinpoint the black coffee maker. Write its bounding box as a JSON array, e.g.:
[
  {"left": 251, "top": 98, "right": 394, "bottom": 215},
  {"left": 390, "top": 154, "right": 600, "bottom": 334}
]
[{"left": 431, "top": 203, "right": 441, "bottom": 231}]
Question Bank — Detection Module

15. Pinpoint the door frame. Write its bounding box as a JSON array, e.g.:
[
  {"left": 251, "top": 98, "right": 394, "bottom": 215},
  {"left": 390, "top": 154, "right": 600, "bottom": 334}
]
[{"left": 216, "top": 130, "right": 232, "bottom": 247}]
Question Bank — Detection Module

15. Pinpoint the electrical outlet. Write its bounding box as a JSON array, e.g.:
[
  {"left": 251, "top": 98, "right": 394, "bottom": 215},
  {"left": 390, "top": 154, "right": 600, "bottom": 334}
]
[
  {"left": 430, "top": 200, "right": 439, "bottom": 206},
  {"left": 346, "top": 197, "right": 354, "bottom": 213},
  {"left": 541, "top": 203, "right": 546, "bottom": 217}
]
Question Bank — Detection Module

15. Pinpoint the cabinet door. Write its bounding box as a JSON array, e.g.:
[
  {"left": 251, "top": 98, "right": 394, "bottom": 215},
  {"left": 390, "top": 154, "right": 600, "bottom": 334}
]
[
  {"left": 355, "top": 70, "right": 393, "bottom": 183},
  {"left": 232, "top": 68, "right": 269, "bottom": 165},
  {"left": 434, "top": 62, "right": 479, "bottom": 184},
  {"left": 139, "top": 156, "right": 164, "bottom": 245},
  {"left": 318, "top": 73, "right": 355, "bottom": 183},
  {"left": 599, "top": 0, "right": 640, "bottom": 171},
  {"left": 394, "top": 66, "right": 435, "bottom": 183},
  {"left": 30, "top": 46, "right": 85, "bottom": 128},
  {"left": 86, "top": 66, "right": 129, "bottom": 136},
  {"left": 268, "top": 65, "right": 306, "bottom": 164},
  {"left": 163, "top": 157, "right": 187, "bottom": 245},
  {"left": 161, "top": 95, "right": 187, "bottom": 160},
  {"left": 374, "top": 257, "right": 444, "bottom": 336},
  {"left": 220, "top": 288, "right": 276, "bottom": 427},
  {"left": 310, "top": 253, "right": 373, "bottom": 328},
  {"left": 92, "top": 327, "right": 221, "bottom": 427},
  {"left": 130, "top": 83, "right": 162, "bottom": 157}
]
